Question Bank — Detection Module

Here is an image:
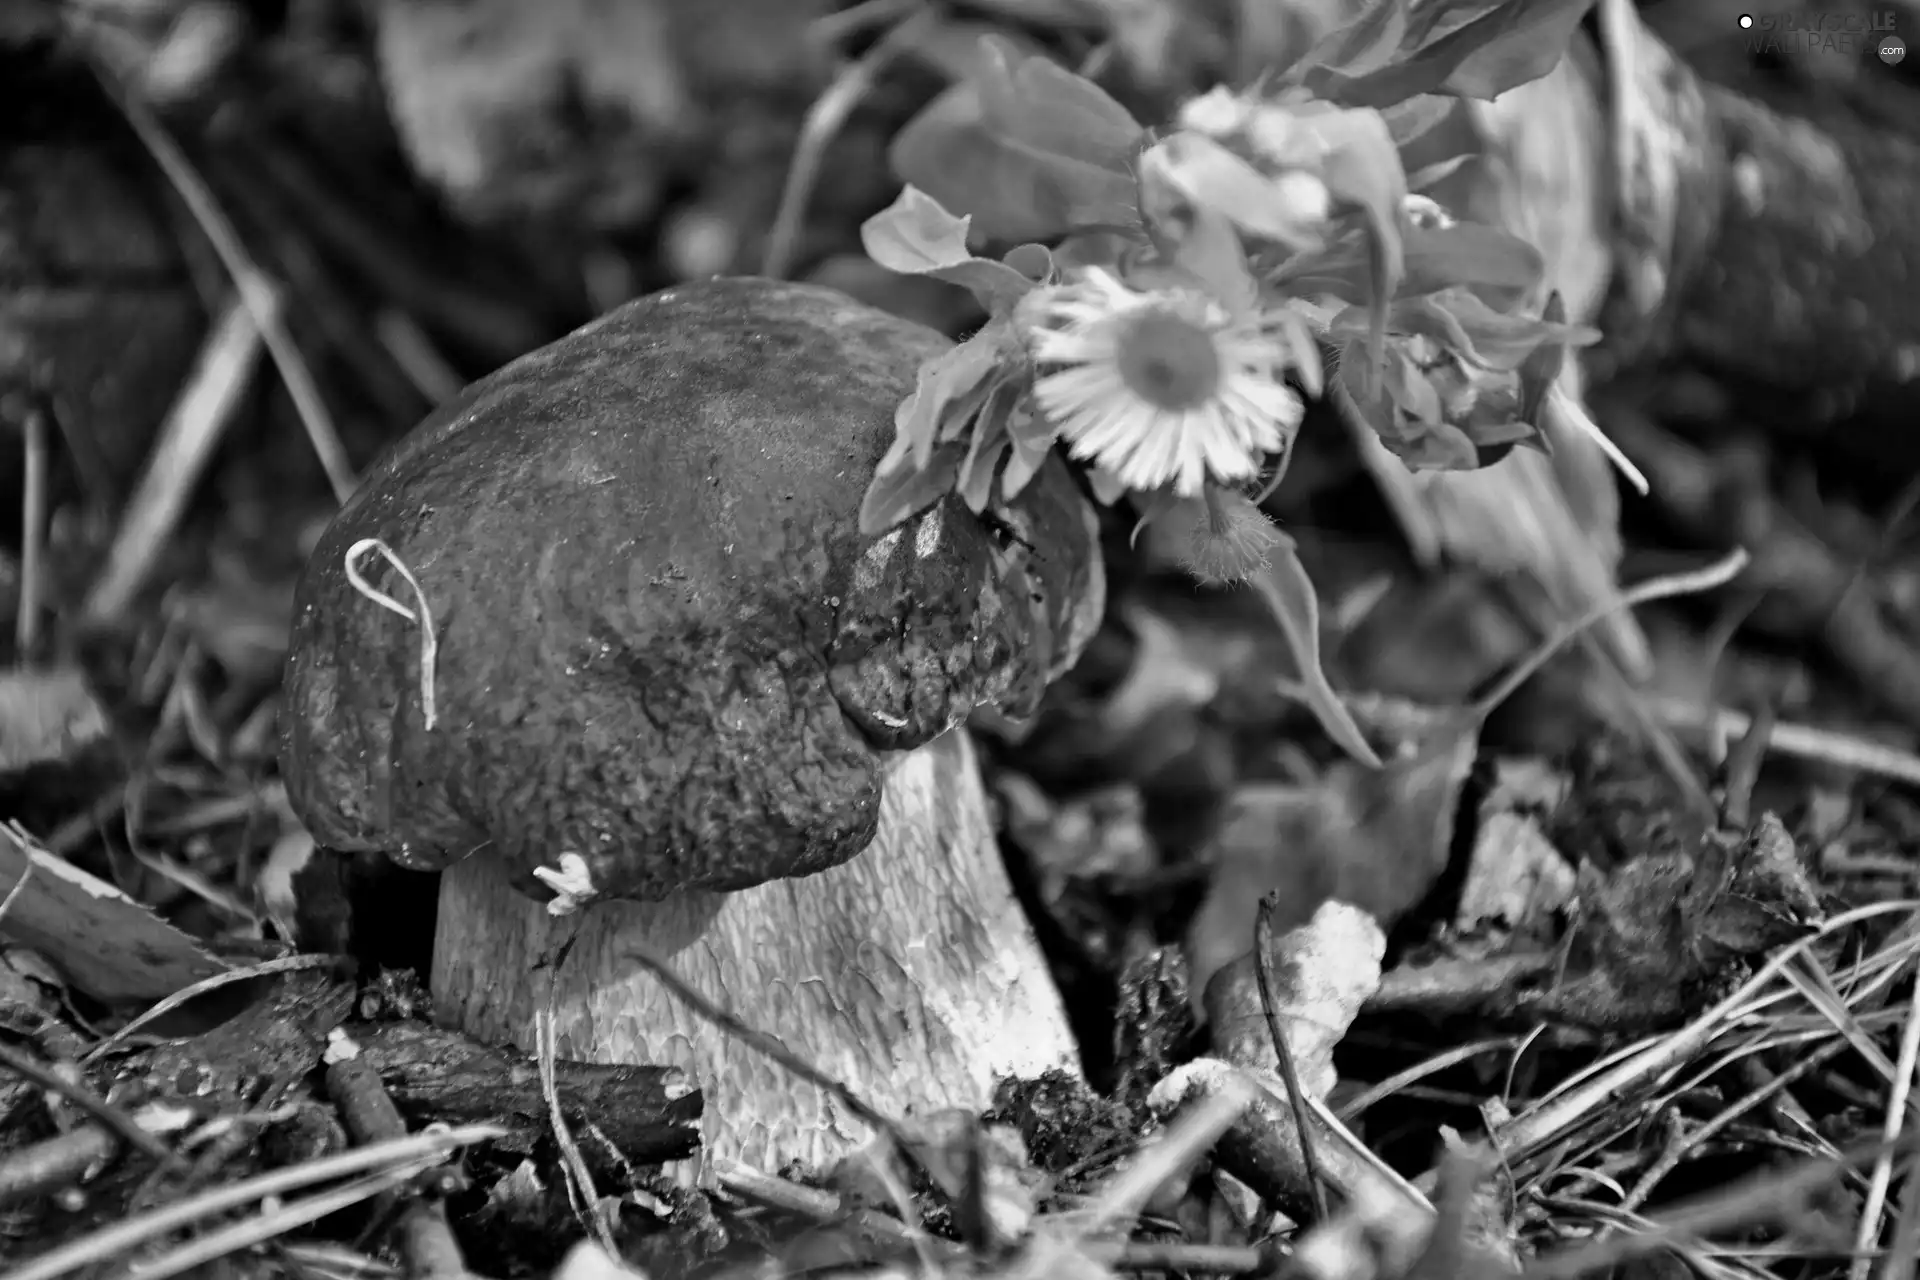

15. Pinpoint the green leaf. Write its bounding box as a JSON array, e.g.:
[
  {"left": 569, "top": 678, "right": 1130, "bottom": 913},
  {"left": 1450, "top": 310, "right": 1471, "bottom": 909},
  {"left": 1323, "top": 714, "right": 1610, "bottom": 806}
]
[
  {"left": 1332, "top": 0, "right": 1598, "bottom": 108},
  {"left": 1305, "top": 0, "right": 1411, "bottom": 83},
  {"left": 1139, "top": 132, "right": 1328, "bottom": 252},
  {"left": 1127, "top": 487, "right": 1186, "bottom": 547},
  {"left": 957, "top": 381, "right": 1019, "bottom": 512},
  {"left": 862, "top": 186, "right": 1040, "bottom": 312},
  {"left": 1086, "top": 465, "right": 1131, "bottom": 506},
  {"left": 1517, "top": 290, "right": 1570, "bottom": 424},
  {"left": 1270, "top": 306, "right": 1326, "bottom": 397},
  {"left": 1379, "top": 417, "right": 1483, "bottom": 471},
  {"left": 975, "top": 36, "right": 1143, "bottom": 171},
  {"left": 1274, "top": 221, "right": 1541, "bottom": 301},
  {"left": 860, "top": 440, "right": 966, "bottom": 536},
  {"left": 1134, "top": 147, "right": 1261, "bottom": 315},
  {"left": 1405, "top": 153, "right": 1474, "bottom": 192},
  {"left": 1249, "top": 538, "right": 1383, "bottom": 768},
  {"left": 1003, "top": 243, "right": 1057, "bottom": 282},
  {"left": 1001, "top": 402, "right": 1055, "bottom": 501},
  {"left": 1380, "top": 94, "right": 1454, "bottom": 147},
  {"left": 1384, "top": 347, "right": 1443, "bottom": 424},
  {"left": 1429, "top": 288, "right": 1599, "bottom": 369},
  {"left": 894, "top": 330, "right": 1007, "bottom": 472},
  {"left": 889, "top": 84, "right": 1141, "bottom": 246},
  {"left": 1310, "top": 109, "right": 1406, "bottom": 380}
]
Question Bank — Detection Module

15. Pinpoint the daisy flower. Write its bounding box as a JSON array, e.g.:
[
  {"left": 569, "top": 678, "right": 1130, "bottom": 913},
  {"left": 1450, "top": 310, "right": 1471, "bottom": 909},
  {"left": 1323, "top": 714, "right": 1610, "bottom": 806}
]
[{"left": 1019, "top": 270, "right": 1303, "bottom": 498}]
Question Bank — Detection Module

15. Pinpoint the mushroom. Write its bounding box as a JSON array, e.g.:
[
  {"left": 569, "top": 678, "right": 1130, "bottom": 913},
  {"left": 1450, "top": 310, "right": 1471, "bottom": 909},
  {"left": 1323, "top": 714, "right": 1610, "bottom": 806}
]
[{"left": 280, "top": 277, "right": 1106, "bottom": 1176}]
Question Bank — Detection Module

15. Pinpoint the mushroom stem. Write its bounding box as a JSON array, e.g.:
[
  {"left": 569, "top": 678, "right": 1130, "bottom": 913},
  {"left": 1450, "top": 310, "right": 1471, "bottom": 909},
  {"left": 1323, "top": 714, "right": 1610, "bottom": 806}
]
[{"left": 430, "top": 728, "right": 1080, "bottom": 1179}]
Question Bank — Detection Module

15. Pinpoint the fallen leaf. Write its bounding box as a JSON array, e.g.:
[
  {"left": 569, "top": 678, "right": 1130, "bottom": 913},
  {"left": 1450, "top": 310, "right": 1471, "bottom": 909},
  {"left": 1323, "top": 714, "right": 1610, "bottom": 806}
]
[{"left": 0, "top": 823, "right": 229, "bottom": 1003}]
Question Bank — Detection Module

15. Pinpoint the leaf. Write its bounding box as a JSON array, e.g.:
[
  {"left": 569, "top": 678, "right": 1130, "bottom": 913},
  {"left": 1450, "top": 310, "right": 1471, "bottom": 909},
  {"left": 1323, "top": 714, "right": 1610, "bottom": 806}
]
[
  {"left": 1139, "top": 132, "right": 1328, "bottom": 252},
  {"left": 1326, "top": 292, "right": 1597, "bottom": 370},
  {"left": 1432, "top": 289, "right": 1599, "bottom": 369},
  {"left": 862, "top": 186, "right": 1040, "bottom": 312},
  {"left": 1517, "top": 290, "right": 1569, "bottom": 424},
  {"left": 1305, "top": 0, "right": 1411, "bottom": 83},
  {"left": 860, "top": 440, "right": 967, "bottom": 535},
  {"left": 1383, "top": 346, "right": 1443, "bottom": 425},
  {"left": 1271, "top": 306, "right": 1326, "bottom": 397},
  {"left": 1127, "top": 486, "right": 1186, "bottom": 547},
  {"left": 1404, "top": 222, "right": 1544, "bottom": 295},
  {"left": 1249, "top": 540, "right": 1383, "bottom": 768},
  {"left": 1001, "top": 403, "right": 1054, "bottom": 501},
  {"left": 889, "top": 84, "right": 1141, "bottom": 246},
  {"left": 957, "top": 381, "right": 1020, "bottom": 512},
  {"left": 1086, "top": 465, "right": 1131, "bottom": 505},
  {"left": 892, "top": 330, "right": 1007, "bottom": 473},
  {"left": 1003, "top": 242, "right": 1057, "bottom": 282},
  {"left": 1381, "top": 417, "right": 1483, "bottom": 471},
  {"left": 1332, "top": 0, "right": 1598, "bottom": 108},
  {"left": 1405, "top": 153, "right": 1474, "bottom": 191},
  {"left": 1380, "top": 94, "right": 1454, "bottom": 147},
  {"left": 1134, "top": 149, "right": 1261, "bottom": 315},
  {"left": 1309, "top": 109, "right": 1406, "bottom": 375},
  {"left": 974, "top": 35, "right": 1142, "bottom": 173}
]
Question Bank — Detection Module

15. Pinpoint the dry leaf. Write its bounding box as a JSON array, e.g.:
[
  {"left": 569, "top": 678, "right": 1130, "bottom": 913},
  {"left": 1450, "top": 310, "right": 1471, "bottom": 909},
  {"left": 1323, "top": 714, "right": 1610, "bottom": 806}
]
[{"left": 0, "top": 824, "right": 228, "bottom": 1003}]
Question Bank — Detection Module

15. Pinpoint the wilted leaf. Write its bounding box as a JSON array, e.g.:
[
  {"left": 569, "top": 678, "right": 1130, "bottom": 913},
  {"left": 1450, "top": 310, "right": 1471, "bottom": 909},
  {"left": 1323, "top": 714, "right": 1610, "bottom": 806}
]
[
  {"left": 862, "top": 186, "right": 1039, "bottom": 312},
  {"left": 1249, "top": 540, "right": 1382, "bottom": 768},
  {"left": 860, "top": 439, "right": 967, "bottom": 535}
]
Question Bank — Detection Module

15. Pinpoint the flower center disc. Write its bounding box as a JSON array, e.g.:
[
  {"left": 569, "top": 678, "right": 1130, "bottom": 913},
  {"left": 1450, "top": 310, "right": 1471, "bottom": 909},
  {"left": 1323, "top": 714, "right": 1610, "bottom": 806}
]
[{"left": 1115, "top": 310, "right": 1221, "bottom": 412}]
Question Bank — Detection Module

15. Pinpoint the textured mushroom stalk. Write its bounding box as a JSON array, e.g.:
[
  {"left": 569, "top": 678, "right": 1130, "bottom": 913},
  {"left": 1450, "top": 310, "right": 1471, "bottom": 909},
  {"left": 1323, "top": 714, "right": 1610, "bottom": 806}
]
[{"left": 433, "top": 728, "right": 1077, "bottom": 1175}]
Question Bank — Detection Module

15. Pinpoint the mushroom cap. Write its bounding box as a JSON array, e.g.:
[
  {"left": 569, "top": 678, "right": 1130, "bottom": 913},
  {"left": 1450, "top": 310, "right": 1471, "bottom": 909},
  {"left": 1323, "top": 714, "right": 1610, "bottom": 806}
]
[{"left": 280, "top": 277, "right": 1101, "bottom": 902}]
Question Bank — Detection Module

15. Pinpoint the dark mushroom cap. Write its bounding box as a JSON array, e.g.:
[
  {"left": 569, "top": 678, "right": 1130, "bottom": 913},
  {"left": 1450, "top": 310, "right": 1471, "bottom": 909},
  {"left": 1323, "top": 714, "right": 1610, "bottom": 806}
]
[{"left": 280, "top": 277, "right": 1101, "bottom": 902}]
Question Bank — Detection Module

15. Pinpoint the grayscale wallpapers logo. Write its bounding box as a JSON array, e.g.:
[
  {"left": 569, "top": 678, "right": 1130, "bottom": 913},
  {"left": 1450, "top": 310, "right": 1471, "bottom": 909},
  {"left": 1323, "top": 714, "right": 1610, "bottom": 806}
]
[{"left": 1736, "top": 10, "right": 1906, "bottom": 61}]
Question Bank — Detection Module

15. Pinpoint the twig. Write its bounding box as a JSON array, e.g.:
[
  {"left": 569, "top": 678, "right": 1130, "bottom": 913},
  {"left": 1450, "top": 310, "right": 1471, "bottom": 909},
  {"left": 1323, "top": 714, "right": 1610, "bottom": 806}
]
[
  {"left": 536, "top": 1011, "right": 618, "bottom": 1256},
  {"left": 1619, "top": 1039, "right": 1846, "bottom": 1213},
  {"left": 83, "top": 954, "right": 344, "bottom": 1063},
  {"left": 1853, "top": 958, "right": 1920, "bottom": 1280},
  {"left": 0, "top": 1126, "right": 117, "bottom": 1208},
  {"left": 0, "top": 1041, "right": 179, "bottom": 1168},
  {"left": 0, "top": 855, "right": 34, "bottom": 928},
  {"left": 1466, "top": 548, "right": 1751, "bottom": 724},
  {"left": 1522, "top": 1131, "right": 1920, "bottom": 1280},
  {"left": 1254, "top": 893, "right": 1328, "bottom": 1222},
  {"left": 17, "top": 401, "right": 47, "bottom": 652},
  {"left": 325, "top": 1047, "right": 470, "bottom": 1280},
  {"left": 713, "top": 1157, "right": 1269, "bottom": 1273},
  {"left": 342, "top": 539, "right": 440, "bottom": 730},
  {"left": 5, "top": 1124, "right": 503, "bottom": 1280},
  {"left": 81, "top": 296, "right": 267, "bottom": 622},
  {"left": 86, "top": 60, "right": 357, "bottom": 504},
  {"left": 762, "top": 8, "right": 935, "bottom": 279},
  {"left": 1642, "top": 696, "right": 1920, "bottom": 790},
  {"left": 101, "top": 1167, "right": 425, "bottom": 1280}
]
